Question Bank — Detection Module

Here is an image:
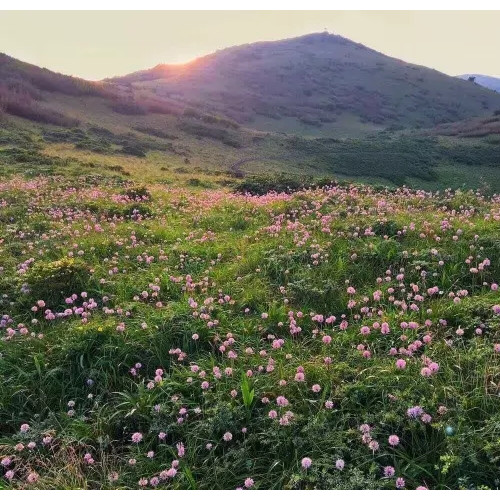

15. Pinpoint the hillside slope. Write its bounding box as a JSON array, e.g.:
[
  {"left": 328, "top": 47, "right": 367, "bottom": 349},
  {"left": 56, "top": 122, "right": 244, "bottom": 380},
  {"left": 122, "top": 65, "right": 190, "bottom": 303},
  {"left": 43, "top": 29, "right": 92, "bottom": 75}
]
[
  {"left": 1, "top": 46, "right": 500, "bottom": 192},
  {"left": 110, "top": 32, "right": 500, "bottom": 134},
  {"left": 457, "top": 74, "right": 500, "bottom": 93}
]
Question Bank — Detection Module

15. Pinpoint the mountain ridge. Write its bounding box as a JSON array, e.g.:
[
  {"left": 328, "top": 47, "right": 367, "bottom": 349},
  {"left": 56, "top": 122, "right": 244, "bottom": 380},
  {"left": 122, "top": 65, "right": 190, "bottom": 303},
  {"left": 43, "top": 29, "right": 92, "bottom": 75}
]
[
  {"left": 3, "top": 33, "right": 500, "bottom": 137},
  {"left": 457, "top": 74, "right": 500, "bottom": 93},
  {"left": 108, "top": 32, "right": 500, "bottom": 134}
]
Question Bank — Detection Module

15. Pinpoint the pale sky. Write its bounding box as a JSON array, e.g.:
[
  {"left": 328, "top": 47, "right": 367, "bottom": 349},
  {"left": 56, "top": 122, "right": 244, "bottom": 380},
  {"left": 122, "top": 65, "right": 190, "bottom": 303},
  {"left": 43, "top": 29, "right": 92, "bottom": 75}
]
[{"left": 1, "top": 11, "right": 499, "bottom": 81}]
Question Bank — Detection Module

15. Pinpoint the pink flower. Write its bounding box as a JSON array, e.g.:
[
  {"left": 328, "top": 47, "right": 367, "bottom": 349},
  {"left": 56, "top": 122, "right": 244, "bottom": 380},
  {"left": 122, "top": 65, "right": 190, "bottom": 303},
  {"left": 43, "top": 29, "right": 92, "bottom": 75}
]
[
  {"left": 335, "top": 459, "right": 345, "bottom": 470},
  {"left": 359, "top": 423, "right": 371, "bottom": 433},
  {"left": 429, "top": 362, "right": 439, "bottom": 373},
  {"left": 384, "top": 466, "right": 395, "bottom": 477},
  {"left": 388, "top": 435, "right": 400, "bottom": 446},
  {"left": 176, "top": 442, "right": 185, "bottom": 457},
  {"left": 301, "top": 457, "right": 312, "bottom": 469},
  {"left": 396, "top": 477, "right": 405, "bottom": 489},
  {"left": 27, "top": 472, "right": 39, "bottom": 483},
  {"left": 311, "top": 384, "right": 321, "bottom": 393},
  {"left": 131, "top": 432, "right": 143, "bottom": 444},
  {"left": 223, "top": 432, "right": 233, "bottom": 442},
  {"left": 438, "top": 405, "right": 448, "bottom": 415},
  {"left": 244, "top": 477, "right": 254, "bottom": 488},
  {"left": 421, "top": 413, "right": 432, "bottom": 424},
  {"left": 20, "top": 423, "right": 30, "bottom": 433},
  {"left": 380, "top": 322, "right": 390, "bottom": 334},
  {"left": 396, "top": 359, "right": 406, "bottom": 369},
  {"left": 276, "top": 396, "right": 289, "bottom": 407}
]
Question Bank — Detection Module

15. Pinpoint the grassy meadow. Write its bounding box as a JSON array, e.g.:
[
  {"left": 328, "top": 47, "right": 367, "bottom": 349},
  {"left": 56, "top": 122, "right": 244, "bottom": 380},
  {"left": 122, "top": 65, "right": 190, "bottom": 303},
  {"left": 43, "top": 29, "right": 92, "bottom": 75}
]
[{"left": 1, "top": 134, "right": 500, "bottom": 489}]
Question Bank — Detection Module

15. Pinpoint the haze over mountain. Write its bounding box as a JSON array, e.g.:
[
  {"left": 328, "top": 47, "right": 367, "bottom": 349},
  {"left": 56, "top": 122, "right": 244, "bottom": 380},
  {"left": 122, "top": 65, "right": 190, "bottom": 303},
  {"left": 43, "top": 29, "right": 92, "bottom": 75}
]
[
  {"left": 110, "top": 32, "right": 500, "bottom": 135},
  {"left": 457, "top": 74, "right": 500, "bottom": 93}
]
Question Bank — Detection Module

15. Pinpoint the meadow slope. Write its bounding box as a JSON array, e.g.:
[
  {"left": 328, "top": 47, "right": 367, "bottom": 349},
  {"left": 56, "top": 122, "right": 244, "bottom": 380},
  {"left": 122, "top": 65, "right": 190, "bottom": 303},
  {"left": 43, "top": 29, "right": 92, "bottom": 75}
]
[{"left": 1, "top": 161, "right": 500, "bottom": 490}]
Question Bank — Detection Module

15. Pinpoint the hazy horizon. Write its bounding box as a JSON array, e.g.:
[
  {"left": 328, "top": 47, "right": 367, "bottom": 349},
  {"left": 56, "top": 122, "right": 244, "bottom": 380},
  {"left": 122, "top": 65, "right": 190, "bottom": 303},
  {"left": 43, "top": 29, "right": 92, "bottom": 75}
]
[{"left": 1, "top": 11, "right": 500, "bottom": 81}]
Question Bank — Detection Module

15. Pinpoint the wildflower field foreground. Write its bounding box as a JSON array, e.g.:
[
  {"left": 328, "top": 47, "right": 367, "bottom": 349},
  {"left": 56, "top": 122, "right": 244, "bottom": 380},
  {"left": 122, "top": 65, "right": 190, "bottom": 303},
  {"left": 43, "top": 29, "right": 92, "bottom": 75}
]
[{"left": 1, "top": 170, "right": 500, "bottom": 490}]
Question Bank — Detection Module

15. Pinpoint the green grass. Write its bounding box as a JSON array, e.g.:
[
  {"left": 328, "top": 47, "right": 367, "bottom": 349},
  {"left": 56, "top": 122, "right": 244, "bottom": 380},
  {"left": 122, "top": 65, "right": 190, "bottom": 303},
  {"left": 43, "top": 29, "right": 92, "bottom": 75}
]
[
  {"left": 1, "top": 38, "right": 500, "bottom": 490},
  {"left": 0, "top": 154, "right": 499, "bottom": 490}
]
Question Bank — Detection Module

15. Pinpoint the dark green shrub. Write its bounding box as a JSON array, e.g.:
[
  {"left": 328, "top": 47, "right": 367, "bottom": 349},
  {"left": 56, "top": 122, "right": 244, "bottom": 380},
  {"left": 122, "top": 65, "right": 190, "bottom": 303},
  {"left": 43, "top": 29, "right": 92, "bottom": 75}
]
[
  {"left": 121, "top": 144, "right": 146, "bottom": 157},
  {"left": 123, "top": 185, "right": 151, "bottom": 199},
  {"left": 23, "top": 257, "right": 90, "bottom": 306}
]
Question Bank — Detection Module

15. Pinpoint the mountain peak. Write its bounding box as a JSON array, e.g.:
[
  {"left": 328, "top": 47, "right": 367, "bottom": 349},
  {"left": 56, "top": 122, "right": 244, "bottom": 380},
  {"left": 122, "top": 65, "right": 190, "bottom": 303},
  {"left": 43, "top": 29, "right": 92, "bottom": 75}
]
[{"left": 110, "top": 33, "right": 500, "bottom": 133}]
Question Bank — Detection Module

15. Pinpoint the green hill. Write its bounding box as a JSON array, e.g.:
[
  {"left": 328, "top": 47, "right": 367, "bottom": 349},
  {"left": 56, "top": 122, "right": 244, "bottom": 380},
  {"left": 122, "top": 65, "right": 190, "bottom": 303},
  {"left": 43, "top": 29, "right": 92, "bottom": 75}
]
[
  {"left": 110, "top": 32, "right": 500, "bottom": 135},
  {"left": 2, "top": 36, "right": 500, "bottom": 192}
]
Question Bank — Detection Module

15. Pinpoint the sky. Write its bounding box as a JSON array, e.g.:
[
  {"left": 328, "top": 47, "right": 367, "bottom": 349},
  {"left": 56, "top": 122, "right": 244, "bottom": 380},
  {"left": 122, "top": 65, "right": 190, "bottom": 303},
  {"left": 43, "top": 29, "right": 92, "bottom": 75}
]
[{"left": 1, "top": 10, "right": 500, "bottom": 81}]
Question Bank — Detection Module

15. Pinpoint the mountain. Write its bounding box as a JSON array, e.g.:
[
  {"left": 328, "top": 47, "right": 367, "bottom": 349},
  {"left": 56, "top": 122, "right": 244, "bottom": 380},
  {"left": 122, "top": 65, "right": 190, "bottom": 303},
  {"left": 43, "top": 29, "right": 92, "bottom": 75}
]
[
  {"left": 457, "top": 74, "right": 500, "bottom": 93},
  {"left": 0, "top": 52, "right": 189, "bottom": 127},
  {"left": 109, "top": 32, "right": 500, "bottom": 135},
  {"left": 2, "top": 36, "right": 500, "bottom": 192}
]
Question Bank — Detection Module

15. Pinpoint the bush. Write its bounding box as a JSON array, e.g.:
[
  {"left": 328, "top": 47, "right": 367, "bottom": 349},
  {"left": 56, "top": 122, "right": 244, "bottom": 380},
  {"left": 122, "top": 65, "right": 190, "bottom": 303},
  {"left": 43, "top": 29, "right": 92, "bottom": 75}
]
[
  {"left": 235, "top": 173, "right": 335, "bottom": 195},
  {"left": 121, "top": 144, "right": 146, "bottom": 157},
  {"left": 0, "top": 94, "right": 80, "bottom": 127},
  {"left": 23, "top": 257, "right": 90, "bottom": 307},
  {"left": 133, "top": 126, "right": 178, "bottom": 140},
  {"left": 178, "top": 119, "right": 242, "bottom": 148},
  {"left": 110, "top": 100, "right": 147, "bottom": 115},
  {"left": 123, "top": 186, "right": 151, "bottom": 200},
  {"left": 0, "top": 147, "right": 54, "bottom": 165}
]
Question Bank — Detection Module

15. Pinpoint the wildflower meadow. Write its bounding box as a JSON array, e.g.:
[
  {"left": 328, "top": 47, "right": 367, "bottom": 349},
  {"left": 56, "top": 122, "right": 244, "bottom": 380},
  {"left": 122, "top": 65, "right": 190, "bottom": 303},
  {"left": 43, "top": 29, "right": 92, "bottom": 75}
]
[{"left": 1, "top": 170, "right": 499, "bottom": 490}]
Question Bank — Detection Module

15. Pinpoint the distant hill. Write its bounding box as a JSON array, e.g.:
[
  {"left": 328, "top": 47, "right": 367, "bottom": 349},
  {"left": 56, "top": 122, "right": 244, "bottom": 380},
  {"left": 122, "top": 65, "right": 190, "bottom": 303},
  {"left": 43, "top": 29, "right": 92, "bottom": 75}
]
[
  {"left": 2, "top": 37, "right": 500, "bottom": 192},
  {"left": 457, "top": 74, "right": 500, "bottom": 93},
  {"left": 428, "top": 111, "right": 500, "bottom": 138},
  {"left": 0, "top": 52, "right": 185, "bottom": 127},
  {"left": 110, "top": 32, "right": 500, "bottom": 134}
]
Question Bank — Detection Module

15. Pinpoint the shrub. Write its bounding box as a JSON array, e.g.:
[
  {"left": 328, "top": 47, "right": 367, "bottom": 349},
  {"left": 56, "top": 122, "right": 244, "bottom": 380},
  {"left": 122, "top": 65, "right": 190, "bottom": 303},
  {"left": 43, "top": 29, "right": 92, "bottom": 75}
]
[
  {"left": 235, "top": 173, "right": 335, "bottom": 195},
  {"left": 23, "top": 257, "right": 90, "bottom": 307},
  {"left": 0, "top": 93, "right": 80, "bottom": 127},
  {"left": 178, "top": 120, "right": 242, "bottom": 148},
  {"left": 0, "top": 147, "right": 54, "bottom": 165},
  {"left": 121, "top": 144, "right": 146, "bottom": 157},
  {"left": 109, "top": 100, "right": 147, "bottom": 115},
  {"left": 133, "top": 126, "right": 178, "bottom": 140},
  {"left": 123, "top": 186, "right": 151, "bottom": 200}
]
